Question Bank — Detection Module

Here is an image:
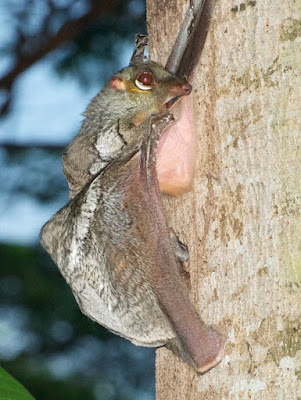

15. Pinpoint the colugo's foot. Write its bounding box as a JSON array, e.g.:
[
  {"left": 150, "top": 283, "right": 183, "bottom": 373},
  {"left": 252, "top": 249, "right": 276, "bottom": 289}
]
[{"left": 194, "top": 326, "right": 227, "bottom": 374}]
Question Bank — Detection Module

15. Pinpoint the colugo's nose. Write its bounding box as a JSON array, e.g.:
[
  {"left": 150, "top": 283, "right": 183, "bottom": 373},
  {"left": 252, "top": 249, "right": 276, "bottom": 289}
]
[
  {"left": 181, "top": 82, "right": 192, "bottom": 95},
  {"left": 171, "top": 81, "right": 192, "bottom": 98}
]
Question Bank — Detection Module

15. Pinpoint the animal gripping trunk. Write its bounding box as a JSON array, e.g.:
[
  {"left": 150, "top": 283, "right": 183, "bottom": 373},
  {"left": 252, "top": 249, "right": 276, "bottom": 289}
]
[{"left": 140, "top": 115, "right": 226, "bottom": 372}]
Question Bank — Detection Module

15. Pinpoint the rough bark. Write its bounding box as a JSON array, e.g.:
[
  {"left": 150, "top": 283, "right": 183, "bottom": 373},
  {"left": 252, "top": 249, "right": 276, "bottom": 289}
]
[{"left": 147, "top": 0, "right": 301, "bottom": 398}]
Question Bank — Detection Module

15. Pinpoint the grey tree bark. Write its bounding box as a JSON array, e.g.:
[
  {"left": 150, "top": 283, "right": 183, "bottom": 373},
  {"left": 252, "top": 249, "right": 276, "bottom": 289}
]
[{"left": 147, "top": 0, "right": 301, "bottom": 398}]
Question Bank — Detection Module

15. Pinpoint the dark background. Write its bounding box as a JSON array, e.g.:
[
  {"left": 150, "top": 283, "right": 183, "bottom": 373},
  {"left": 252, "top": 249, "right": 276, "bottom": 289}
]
[{"left": 0, "top": 1, "right": 156, "bottom": 399}]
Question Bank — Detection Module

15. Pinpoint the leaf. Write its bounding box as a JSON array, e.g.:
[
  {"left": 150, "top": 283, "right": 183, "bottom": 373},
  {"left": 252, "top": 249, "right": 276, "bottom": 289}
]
[{"left": 0, "top": 367, "right": 35, "bottom": 400}]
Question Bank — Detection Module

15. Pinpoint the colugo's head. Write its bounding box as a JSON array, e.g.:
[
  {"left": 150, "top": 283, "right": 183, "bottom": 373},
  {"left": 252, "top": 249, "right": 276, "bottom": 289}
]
[{"left": 107, "top": 61, "right": 191, "bottom": 126}]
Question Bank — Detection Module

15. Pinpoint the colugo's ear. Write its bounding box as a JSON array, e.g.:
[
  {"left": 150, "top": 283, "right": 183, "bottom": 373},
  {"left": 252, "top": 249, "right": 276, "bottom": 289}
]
[{"left": 109, "top": 77, "right": 126, "bottom": 90}]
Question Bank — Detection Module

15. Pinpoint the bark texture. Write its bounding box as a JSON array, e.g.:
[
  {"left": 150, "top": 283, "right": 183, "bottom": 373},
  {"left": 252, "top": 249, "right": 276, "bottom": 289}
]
[{"left": 147, "top": 0, "right": 301, "bottom": 398}]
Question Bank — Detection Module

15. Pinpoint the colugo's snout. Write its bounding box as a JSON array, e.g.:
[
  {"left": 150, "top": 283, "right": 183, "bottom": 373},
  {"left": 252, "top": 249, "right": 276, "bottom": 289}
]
[
  {"left": 181, "top": 82, "right": 192, "bottom": 95},
  {"left": 172, "top": 81, "right": 192, "bottom": 97},
  {"left": 165, "top": 80, "right": 192, "bottom": 110}
]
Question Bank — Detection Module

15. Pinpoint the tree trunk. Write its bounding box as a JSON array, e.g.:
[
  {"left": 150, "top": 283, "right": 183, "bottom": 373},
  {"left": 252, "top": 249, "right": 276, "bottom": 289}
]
[{"left": 147, "top": 0, "right": 301, "bottom": 398}]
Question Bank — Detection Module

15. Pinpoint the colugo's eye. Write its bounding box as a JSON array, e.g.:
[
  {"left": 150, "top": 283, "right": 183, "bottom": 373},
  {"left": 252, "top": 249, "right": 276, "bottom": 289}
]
[{"left": 135, "top": 72, "right": 155, "bottom": 90}]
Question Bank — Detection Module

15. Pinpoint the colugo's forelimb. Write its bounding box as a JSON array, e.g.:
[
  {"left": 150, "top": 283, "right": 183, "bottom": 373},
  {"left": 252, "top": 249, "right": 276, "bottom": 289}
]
[
  {"left": 154, "top": 0, "right": 213, "bottom": 195},
  {"left": 165, "top": 0, "right": 212, "bottom": 82}
]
